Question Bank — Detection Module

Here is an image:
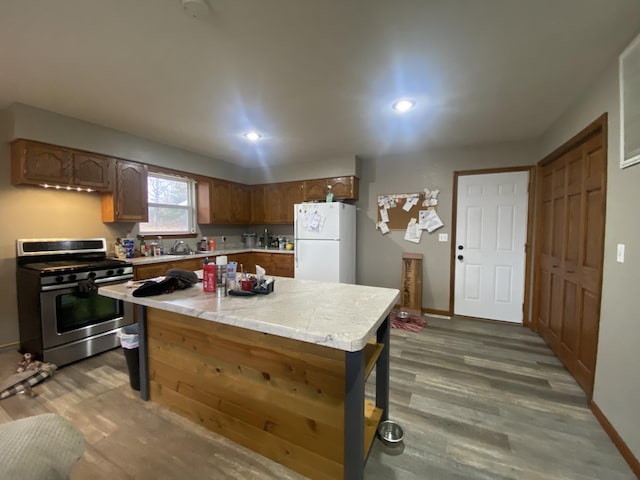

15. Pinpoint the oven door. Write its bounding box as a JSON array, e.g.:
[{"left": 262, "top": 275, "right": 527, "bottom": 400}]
[{"left": 40, "top": 280, "right": 133, "bottom": 349}]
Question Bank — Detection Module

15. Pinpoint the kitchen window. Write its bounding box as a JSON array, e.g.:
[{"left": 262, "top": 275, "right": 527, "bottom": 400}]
[{"left": 139, "top": 172, "right": 196, "bottom": 235}]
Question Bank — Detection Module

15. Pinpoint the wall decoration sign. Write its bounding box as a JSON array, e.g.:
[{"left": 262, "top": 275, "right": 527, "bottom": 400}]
[{"left": 620, "top": 31, "right": 640, "bottom": 169}]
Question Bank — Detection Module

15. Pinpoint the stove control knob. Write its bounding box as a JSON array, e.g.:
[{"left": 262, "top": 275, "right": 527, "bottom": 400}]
[
  {"left": 55, "top": 275, "right": 64, "bottom": 283},
  {"left": 68, "top": 274, "right": 77, "bottom": 281},
  {"left": 116, "top": 268, "right": 124, "bottom": 275},
  {"left": 88, "top": 272, "right": 97, "bottom": 279},
  {"left": 107, "top": 270, "right": 114, "bottom": 277}
]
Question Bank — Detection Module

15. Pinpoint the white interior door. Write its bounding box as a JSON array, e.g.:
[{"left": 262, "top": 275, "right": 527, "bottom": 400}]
[{"left": 454, "top": 171, "right": 529, "bottom": 323}]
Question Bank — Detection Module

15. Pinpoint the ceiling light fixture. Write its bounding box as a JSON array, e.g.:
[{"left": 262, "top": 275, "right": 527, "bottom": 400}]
[
  {"left": 392, "top": 99, "right": 416, "bottom": 113},
  {"left": 244, "top": 131, "right": 262, "bottom": 142}
]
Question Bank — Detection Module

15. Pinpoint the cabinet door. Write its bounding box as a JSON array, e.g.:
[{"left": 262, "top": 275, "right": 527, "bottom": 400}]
[
  {"left": 172, "top": 257, "right": 204, "bottom": 272},
  {"left": 303, "top": 179, "right": 327, "bottom": 201},
  {"left": 211, "top": 179, "right": 231, "bottom": 223},
  {"left": 229, "top": 183, "right": 251, "bottom": 224},
  {"left": 12, "top": 140, "right": 73, "bottom": 185},
  {"left": 263, "top": 184, "right": 285, "bottom": 223},
  {"left": 73, "top": 153, "right": 113, "bottom": 190},
  {"left": 115, "top": 161, "right": 148, "bottom": 222},
  {"left": 272, "top": 254, "right": 294, "bottom": 277},
  {"left": 134, "top": 262, "right": 169, "bottom": 280},
  {"left": 250, "top": 185, "right": 265, "bottom": 224},
  {"left": 328, "top": 176, "right": 358, "bottom": 200},
  {"left": 282, "top": 181, "right": 304, "bottom": 223},
  {"left": 228, "top": 253, "right": 254, "bottom": 275},
  {"left": 252, "top": 253, "right": 274, "bottom": 275}
]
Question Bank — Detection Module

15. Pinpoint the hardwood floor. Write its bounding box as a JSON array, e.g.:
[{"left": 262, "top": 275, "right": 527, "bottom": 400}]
[{"left": 0, "top": 317, "right": 634, "bottom": 479}]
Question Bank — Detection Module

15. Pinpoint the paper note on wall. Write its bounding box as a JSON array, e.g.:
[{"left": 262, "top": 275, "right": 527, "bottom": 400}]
[
  {"left": 380, "top": 208, "right": 389, "bottom": 223},
  {"left": 377, "top": 221, "right": 390, "bottom": 234},
  {"left": 419, "top": 209, "right": 444, "bottom": 232},
  {"left": 404, "top": 218, "right": 421, "bottom": 243}
]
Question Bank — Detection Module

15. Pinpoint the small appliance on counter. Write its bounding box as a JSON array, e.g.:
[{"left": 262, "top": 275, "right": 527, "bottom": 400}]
[{"left": 15, "top": 238, "right": 134, "bottom": 366}]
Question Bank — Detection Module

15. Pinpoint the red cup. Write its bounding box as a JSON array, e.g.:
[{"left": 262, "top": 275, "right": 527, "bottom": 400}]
[{"left": 241, "top": 279, "right": 254, "bottom": 291}]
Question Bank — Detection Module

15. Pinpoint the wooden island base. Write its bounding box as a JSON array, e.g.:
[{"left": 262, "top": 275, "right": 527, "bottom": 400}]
[{"left": 145, "top": 307, "right": 387, "bottom": 480}]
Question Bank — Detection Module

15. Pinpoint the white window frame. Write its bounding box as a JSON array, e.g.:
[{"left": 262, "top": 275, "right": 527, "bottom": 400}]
[{"left": 139, "top": 172, "right": 197, "bottom": 236}]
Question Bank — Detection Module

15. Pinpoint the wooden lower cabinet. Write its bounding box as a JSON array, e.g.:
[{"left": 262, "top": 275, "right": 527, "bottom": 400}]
[
  {"left": 146, "top": 308, "right": 383, "bottom": 479},
  {"left": 134, "top": 257, "right": 205, "bottom": 280},
  {"left": 133, "top": 253, "right": 293, "bottom": 281},
  {"left": 253, "top": 252, "right": 294, "bottom": 277}
]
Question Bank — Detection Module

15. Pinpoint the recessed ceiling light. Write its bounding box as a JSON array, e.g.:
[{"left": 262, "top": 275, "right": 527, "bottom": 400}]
[
  {"left": 392, "top": 99, "right": 416, "bottom": 113},
  {"left": 244, "top": 131, "right": 262, "bottom": 142}
]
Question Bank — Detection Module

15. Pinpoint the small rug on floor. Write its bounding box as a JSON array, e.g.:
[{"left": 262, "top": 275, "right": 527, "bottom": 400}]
[{"left": 390, "top": 310, "right": 427, "bottom": 333}]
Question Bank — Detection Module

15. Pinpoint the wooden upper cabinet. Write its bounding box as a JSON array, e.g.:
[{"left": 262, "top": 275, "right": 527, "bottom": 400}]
[
  {"left": 229, "top": 182, "right": 250, "bottom": 224},
  {"left": 198, "top": 178, "right": 250, "bottom": 224},
  {"left": 329, "top": 176, "right": 358, "bottom": 200},
  {"left": 263, "top": 183, "right": 285, "bottom": 223},
  {"left": 73, "top": 152, "right": 113, "bottom": 190},
  {"left": 302, "top": 176, "right": 359, "bottom": 202},
  {"left": 211, "top": 179, "right": 231, "bottom": 223},
  {"left": 259, "top": 181, "right": 303, "bottom": 224},
  {"left": 302, "top": 178, "right": 326, "bottom": 201},
  {"left": 282, "top": 181, "right": 304, "bottom": 223},
  {"left": 11, "top": 139, "right": 114, "bottom": 191},
  {"left": 102, "top": 160, "right": 148, "bottom": 222},
  {"left": 250, "top": 185, "right": 265, "bottom": 224}
]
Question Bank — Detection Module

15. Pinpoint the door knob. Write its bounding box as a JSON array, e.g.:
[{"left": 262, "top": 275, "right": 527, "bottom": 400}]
[
  {"left": 458, "top": 245, "right": 464, "bottom": 250},
  {"left": 457, "top": 255, "right": 464, "bottom": 261}
]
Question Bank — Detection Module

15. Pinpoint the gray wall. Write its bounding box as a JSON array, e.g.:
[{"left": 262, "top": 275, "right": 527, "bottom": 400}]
[
  {"left": 355, "top": 142, "right": 538, "bottom": 311},
  {"left": 10, "top": 103, "right": 244, "bottom": 182},
  {"left": 539, "top": 55, "right": 640, "bottom": 460}
]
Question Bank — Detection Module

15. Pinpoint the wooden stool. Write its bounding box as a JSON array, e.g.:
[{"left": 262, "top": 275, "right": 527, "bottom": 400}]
[{"left": 400, "top": 253, "right": 423, "bottom": 316}]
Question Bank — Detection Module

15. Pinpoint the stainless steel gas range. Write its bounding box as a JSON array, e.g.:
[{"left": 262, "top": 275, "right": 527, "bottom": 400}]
[{"left": 16, "top": 238, "right": 134, "bottom": 366}]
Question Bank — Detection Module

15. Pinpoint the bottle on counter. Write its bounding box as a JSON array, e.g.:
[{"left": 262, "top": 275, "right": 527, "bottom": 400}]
[
  {"left": 209, "top": 237, "right": 216, "bottom": 251},
  {"left": 263, "top": 229, "right": 269, "bottom": 249},
  {"left": 157, "top": 236, "right": 164, "bottom": 256},
  {"left": 202, "top": 258, "right": 216, "bottom": 292},
  {"left": 140, "top": 236, "right": 147, "bottom": 257}
]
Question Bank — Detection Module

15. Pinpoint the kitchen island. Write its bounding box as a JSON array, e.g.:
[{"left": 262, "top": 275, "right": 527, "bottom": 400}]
[{"left": 99, "top": 276, "right": 399, "bottom": 480}]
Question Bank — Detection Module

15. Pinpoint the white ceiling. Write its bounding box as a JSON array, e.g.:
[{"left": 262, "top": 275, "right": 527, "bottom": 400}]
[{"left": 1, "top": 0, "right": 640, "bottom": 167}]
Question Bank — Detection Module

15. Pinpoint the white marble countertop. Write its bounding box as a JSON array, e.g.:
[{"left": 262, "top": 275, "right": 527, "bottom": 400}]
[
  {"left": 99, "top": 277, "right": 399, "bottom": 352},
  {"left": 127, "top": 248, "right": 293, "bottom": 266}
]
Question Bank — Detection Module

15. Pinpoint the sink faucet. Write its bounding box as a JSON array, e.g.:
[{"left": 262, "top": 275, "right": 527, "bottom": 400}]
[{"left": 170, "top": 240, "right": 191, "bottom": 254}]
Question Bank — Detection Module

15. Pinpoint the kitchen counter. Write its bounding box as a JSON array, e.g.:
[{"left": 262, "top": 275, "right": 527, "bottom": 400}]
[
  {"left": 99, "top": 278, "right": 398, "bottom": 479},
  {"left": 127, "top": 247, "right": 293, "bottom": 266}
]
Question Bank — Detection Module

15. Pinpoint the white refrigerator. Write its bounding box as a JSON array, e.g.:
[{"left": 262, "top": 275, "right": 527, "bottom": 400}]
[{"left": 294, "top": 202, "right": 356, "bottom": 283}]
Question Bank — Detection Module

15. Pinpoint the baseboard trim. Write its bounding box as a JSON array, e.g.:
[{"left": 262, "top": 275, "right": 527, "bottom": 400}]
[
  {"left": 589, "top": 400, "right": 640, "bottom": 478},
  {"left": 392, "top": 305, "right": 451, "bottom": 318}
]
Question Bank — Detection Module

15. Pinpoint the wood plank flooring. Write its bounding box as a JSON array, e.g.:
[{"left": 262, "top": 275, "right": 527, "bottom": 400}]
[{"left": 0, "top": 316, "right": 635, "bottom": 479}]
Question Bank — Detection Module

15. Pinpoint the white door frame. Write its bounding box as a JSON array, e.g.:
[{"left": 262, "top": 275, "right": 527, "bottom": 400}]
[{"left": 449, "top": 167, "right": 535, "bottom": 325}]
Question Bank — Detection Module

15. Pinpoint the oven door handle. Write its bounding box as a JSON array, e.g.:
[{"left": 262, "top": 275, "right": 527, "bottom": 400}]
[{"left": 41, "top": 275, "right": 133, "bottom": 292}]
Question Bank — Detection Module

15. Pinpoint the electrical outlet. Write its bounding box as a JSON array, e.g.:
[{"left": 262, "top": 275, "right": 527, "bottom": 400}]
[
  {"left": 617, "top": 244, "right": 625, "bottom": 263},
  {"left": 221, "top": 236, "right": 227, "bottom": 243}
]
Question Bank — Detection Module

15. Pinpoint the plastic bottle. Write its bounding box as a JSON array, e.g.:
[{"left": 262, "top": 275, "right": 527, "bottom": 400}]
[
  {"left": 157, "top": 236, "right": 164, "bottom": 256},
  {"left": 202, "top": 258, "right": 216, "bottom": 292},
  {"left": 208, "top": 238, "right": 216, "bottom": 251},
  {"left": 140, "top": 236, "right": 147, "bottom": 257}
]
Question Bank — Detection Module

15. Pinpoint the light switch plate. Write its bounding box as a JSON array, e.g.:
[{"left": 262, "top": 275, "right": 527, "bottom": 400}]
[
  {"left": 617, "top": 244, "right": 625, "bottom": 263},
  {"left": 438, "top": 233, "right": 448, "bottom": 242}
]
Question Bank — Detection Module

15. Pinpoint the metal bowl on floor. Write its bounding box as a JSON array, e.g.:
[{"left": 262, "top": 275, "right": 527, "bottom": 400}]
[
  {"left": 395, "top": 310, "right": 410, "bottom": 322},
  {"left": 377, "top": 420, "right": 404, "bottom": 447}
]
